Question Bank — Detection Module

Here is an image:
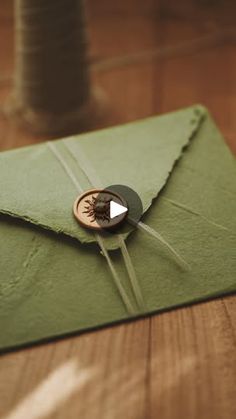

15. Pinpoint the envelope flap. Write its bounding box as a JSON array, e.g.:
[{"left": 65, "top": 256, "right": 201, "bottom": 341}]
[{"left": 0, "top": 105, "right": 206, "bottom": 250}]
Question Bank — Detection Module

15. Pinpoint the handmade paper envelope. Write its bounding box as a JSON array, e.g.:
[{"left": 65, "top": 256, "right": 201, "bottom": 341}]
[{"left": 0, "top": 105, "right": 236, "bottom": 352}]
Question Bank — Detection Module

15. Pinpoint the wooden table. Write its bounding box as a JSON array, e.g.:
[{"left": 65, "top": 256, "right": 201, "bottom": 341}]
[{"left": 0, "top": 1, "right": 235, "bottom": 418}]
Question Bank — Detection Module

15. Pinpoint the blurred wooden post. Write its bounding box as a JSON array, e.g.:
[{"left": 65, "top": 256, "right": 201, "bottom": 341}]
[{"left": 8, "top": 0, "right": 97, "bottom": 135}]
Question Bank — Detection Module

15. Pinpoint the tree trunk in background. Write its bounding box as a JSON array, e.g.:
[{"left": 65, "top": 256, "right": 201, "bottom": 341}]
[{"left": 11, "top": 0, "right": 94, "bottom": 135}]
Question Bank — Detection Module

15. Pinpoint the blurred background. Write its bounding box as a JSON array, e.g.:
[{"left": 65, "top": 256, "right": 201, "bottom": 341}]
[
  {"left": 0, "top": 0, "right": 235, "bottom": 152},
  {"left": 0, "top": 2, "right": 236, "bottom": 419}
]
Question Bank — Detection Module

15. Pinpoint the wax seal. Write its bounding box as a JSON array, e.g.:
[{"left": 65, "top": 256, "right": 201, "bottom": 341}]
[{"left": 73, "top": 188, "right": 129, "bottom": 230}]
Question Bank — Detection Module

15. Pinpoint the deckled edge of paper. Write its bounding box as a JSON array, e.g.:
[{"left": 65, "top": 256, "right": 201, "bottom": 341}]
[
  {"left": 140, "top": 105, "right": 207, "bottom": 216},
  {"left": 0, "top": 105, "right": 208, "bottom": 251},
  {"left": 0, "top": 208, "right": 97, "bottom": 245}
]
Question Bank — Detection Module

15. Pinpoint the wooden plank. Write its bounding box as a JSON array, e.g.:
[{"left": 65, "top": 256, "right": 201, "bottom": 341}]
[{"left": 149, "top": 299, "right": 236, "bottom": 419}]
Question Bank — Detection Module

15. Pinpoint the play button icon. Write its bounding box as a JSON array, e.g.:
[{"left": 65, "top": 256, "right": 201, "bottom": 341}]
[
  {"left": 110, "top": 200, "right": 128, "bottom": 219},
  {"left": 96, "top": 184, "right": 143, "bottom": 233}
]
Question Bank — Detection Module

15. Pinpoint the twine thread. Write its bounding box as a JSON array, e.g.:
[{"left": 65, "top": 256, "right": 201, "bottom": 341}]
[{"left": 14, "top": 0, "right": 90, "bottom": 114}]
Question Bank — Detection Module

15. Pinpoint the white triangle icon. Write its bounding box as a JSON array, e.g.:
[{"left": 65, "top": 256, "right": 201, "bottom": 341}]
[{"left": 110, "top": 200, "right": 128, "bottom": 219}]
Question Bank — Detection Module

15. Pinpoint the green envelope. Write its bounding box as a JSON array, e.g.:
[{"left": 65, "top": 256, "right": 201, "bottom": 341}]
[{"left": 0, "top": 105, "right": 236, "bottom": 352}]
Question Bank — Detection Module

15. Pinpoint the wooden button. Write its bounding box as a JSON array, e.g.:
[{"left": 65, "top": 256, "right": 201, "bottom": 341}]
[{"left": 73, "top": 189, "right": 128, "bottom": 230}]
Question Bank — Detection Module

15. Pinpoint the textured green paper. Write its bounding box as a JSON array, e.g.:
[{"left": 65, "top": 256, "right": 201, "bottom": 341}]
[
  {"left": 0, "top": 106, "right": 204, "bottom": 250},
  {"left": 0, "top": 105, "right": 236, "bottom": 351}
]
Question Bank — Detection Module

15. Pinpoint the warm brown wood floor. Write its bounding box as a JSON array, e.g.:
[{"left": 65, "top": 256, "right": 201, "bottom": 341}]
[{"left": 0, "top": 1, "right": 236, "bottom": 418}]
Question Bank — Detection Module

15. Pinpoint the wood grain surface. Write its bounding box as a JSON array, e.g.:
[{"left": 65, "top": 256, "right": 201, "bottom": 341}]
[{"left": 0, "top": 1, "right": 236, "bottom": 418}]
